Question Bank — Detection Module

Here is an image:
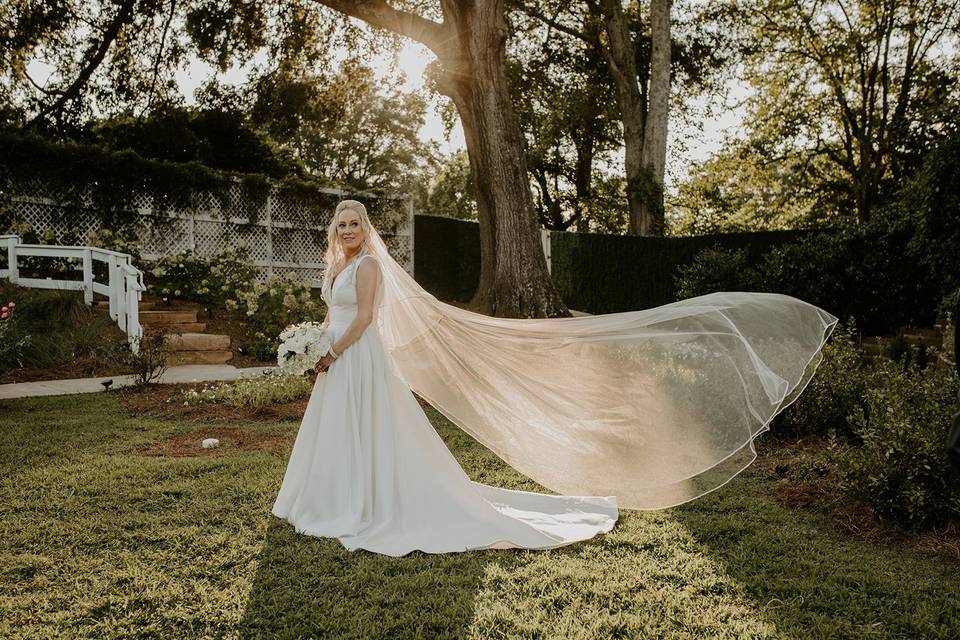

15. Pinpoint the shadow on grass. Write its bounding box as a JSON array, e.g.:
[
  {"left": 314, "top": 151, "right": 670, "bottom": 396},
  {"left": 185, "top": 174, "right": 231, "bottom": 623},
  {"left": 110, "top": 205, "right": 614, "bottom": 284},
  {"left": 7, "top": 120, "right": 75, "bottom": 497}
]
[
  {"left": 669, "top": 476, "right": 960, "bottom": 638},
  {"left": 239, "top": 516, "right": 522, "bottom": 639}
]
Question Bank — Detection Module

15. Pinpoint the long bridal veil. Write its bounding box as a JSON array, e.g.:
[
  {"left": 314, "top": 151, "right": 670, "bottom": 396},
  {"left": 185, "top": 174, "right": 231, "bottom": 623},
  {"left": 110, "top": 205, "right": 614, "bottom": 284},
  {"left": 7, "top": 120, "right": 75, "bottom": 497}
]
[{"left": 361, "top": 222, "right": 838, "bottom": 510}]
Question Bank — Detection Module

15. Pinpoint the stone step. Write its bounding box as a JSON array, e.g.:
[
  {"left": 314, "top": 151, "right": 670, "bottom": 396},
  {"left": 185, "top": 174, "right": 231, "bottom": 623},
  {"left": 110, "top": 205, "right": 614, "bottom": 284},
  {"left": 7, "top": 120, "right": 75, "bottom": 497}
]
[
  {"left": 149, "top": 322, "right": 207, "bottom": 333},
  {"left": 164, "top": 333, "right": 230, "bottom": 351},
  {"left": 140, "top": 310, "right": 198, "bottom": 324},
  {"left": 165, "top": 350, "right": 233, "bottom": 366}
]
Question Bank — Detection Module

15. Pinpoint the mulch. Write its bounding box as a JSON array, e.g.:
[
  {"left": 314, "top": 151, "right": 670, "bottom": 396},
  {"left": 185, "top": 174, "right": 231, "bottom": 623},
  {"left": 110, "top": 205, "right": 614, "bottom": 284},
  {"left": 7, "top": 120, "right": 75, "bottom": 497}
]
[
  {"left": 136, "top": 425, "right": 293, "bottom": 458},
  {"left": 115, "top": 380, "right": 311, "bottom": 424},
  {"left": 752, "top": 435, "right": 960, "bottom": 562}
]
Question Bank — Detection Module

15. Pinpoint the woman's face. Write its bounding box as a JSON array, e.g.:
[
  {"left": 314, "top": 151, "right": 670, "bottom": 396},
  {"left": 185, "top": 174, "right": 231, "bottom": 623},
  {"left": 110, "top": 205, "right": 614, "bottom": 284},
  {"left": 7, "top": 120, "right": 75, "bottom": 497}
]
[{"left": 336, "top": 208, "right": 365, "bottom": 253}]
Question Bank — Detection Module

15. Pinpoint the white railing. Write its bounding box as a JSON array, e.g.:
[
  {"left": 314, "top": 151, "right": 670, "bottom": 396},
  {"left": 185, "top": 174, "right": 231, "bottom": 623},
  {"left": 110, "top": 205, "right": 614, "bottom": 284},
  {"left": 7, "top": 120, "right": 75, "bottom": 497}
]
[{"left": 0, "top": 235, "right": 146, "bottom": 353}]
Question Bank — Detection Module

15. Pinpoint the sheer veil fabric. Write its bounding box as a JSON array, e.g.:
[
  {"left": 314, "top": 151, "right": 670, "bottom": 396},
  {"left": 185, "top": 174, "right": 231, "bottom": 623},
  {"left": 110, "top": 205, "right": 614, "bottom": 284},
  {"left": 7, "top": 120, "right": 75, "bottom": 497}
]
[{"left": 358, "top": 224, "right": 838, "bottom": 510}]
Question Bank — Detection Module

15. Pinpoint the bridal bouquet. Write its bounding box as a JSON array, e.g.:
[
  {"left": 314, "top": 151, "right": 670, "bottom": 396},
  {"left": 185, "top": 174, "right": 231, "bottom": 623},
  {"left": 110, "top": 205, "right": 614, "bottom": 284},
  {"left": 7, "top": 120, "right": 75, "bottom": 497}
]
[{"left": 276, "top": 321, "right": 332, "bottom": 375}]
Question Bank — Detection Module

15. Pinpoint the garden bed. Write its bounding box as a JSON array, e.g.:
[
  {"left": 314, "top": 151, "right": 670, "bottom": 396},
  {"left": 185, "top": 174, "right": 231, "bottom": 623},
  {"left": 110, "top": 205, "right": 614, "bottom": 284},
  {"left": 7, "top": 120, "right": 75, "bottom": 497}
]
[{"left": 746, "top": 435, "right": 960, "bottom": 562}]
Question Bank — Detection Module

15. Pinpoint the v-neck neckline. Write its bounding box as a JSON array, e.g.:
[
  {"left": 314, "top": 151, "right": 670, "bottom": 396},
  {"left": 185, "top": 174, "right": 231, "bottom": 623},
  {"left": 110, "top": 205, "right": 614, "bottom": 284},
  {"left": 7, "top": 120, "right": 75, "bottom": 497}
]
[{"left": 331, "top": 251, "right": 363, "bottom": 290}]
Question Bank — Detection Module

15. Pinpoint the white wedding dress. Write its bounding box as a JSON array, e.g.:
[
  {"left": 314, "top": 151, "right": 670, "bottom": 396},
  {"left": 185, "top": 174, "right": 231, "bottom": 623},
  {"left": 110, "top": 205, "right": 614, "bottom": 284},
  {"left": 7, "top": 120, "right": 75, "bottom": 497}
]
[{"left": 271, "top": 250, "right": 619, "bottom": 556}]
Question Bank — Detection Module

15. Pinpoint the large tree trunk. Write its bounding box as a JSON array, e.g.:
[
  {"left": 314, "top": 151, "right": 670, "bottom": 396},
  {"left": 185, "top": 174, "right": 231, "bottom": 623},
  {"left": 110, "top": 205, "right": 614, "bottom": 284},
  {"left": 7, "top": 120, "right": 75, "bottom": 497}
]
[
  {"left": 596, "top": 0, "right": 672, "bottom": 236},
  {"left": 598, "top": 0, "right": 648, "bottom": 235},
  {"left": 314, "top": 0, "right": 568, "bottom": 318},
  {"left": 437, "top": 0, "right": 568, "bottom": 318},
  {"left": 638, "top": 0, "right": 671, "bottom": 236}
]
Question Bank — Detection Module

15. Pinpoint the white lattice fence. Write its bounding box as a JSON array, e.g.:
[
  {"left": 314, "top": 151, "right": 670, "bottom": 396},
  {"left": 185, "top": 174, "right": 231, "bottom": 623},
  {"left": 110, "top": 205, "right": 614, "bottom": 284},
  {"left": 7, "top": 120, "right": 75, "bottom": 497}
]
[{"left": 2, "top": 177, "right": 415, "bottom": 285}]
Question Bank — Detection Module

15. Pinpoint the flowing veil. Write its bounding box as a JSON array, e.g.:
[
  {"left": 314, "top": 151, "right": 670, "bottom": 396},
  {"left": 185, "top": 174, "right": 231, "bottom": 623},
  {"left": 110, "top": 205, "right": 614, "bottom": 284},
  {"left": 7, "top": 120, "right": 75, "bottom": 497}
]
[{"left": 360, "top": 223, "right": 838, "bottom": 510}]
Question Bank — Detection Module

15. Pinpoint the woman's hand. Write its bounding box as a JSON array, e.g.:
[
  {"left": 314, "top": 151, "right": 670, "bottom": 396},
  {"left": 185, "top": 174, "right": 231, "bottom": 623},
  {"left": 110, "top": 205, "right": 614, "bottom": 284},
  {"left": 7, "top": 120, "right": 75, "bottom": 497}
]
[{"left": 315, "top": 352, "right": 336, "bottom": 372}]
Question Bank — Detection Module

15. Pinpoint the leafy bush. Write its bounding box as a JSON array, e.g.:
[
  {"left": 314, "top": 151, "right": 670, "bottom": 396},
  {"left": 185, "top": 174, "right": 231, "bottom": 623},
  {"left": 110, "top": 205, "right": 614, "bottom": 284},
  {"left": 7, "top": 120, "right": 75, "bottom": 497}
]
[
  {"left": 836, "top": 354, "right": 960, "bottom": 529},
  {"left": 145, "top": 244, "right": 259, "bottom": 308},
  {"left": 181, "top": 372, "right": 313, "bottom": 408},
  {"left": 674, "top": 247, "right": 763, "bottom": 299},
  {"left": 98, "top": 331, "right": 171, "bottom": 385},
  {"left": 235, "top": 273, "right": 323, "bottom": 360},
  {"left": 774, "top": 319, "right": 868, "bottom": 440},
  {"left": 0, "top": 284, "right": 126, "bottom": 370}
]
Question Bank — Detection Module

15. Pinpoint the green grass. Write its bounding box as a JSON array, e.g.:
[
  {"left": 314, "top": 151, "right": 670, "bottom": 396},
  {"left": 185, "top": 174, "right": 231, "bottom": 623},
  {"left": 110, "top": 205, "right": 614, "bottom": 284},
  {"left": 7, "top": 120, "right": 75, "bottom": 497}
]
[{"left": 0, "top": 393, "right": 957, "bottom": 639}]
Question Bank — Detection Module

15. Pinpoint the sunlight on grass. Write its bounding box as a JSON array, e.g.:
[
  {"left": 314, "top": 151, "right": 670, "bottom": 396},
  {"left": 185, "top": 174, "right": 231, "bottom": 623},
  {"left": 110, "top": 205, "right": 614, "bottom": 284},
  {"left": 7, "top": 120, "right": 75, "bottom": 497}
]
[{"left": 0, "top": 393, "right": 957, "bottom": 639}]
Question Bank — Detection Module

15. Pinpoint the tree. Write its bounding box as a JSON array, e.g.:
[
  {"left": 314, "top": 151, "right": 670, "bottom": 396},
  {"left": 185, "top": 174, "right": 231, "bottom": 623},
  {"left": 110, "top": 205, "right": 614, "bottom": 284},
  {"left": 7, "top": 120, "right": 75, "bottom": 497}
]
[
  {"left": 516, "top": 0, "right": 675, "bottom": 235},
  {"left": 668, "top": 141, "right": 851, "bottom": 234},
  {"left": 250, "top": 60, "right": 439, "bottom": 191},
  {"left": 735, "top": 0, "right": 960, "bottom": 224},
  {"left": 313, "top": 1, "right": 567, "bottom": 317},
  {"left": 416, "top": 150, "right": 478, "bottom": 221},
  {"left": 508, "top": 7, "right": 623, "bottom": 232}
]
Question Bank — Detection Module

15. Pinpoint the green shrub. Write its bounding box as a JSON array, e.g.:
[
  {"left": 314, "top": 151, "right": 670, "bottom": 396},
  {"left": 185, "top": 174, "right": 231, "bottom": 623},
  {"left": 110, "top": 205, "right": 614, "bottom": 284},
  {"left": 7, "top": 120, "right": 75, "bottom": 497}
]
[
  {"left": 145, "top": 244, "right": 259, "bottom": 308},
  {"left": 674, "top": 247, "right": 763, "bottom": 299},
  {"left": 235, "top": 273, "right": 323, "bottom": 360},
  {"left": 774, "top": 319, "right": 868, "bottom": 440},
  {"left": 836, "top": 354, "right": 960, "bottom": 529},
  {"left": 181, "top": 372, "right": 313, "bottom": 408},
  {"left": 124, "top": 334, "right": 171, "bottom": 385},
  {"left": 0, "top": 284, "right": 128, "bottom": 369}
]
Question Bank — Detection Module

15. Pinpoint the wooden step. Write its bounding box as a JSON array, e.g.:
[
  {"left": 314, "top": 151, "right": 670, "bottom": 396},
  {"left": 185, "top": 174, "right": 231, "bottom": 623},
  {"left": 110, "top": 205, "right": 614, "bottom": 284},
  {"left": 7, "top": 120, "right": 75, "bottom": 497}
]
[
  {"left": 165, "top": 350, "right": 233, "bottom": 365},
  {"left": 164, "top": 333, "right": 230, "bottom": 351},
  {"left": 140, "top": 310, "right": 198, "bottom": 324}
]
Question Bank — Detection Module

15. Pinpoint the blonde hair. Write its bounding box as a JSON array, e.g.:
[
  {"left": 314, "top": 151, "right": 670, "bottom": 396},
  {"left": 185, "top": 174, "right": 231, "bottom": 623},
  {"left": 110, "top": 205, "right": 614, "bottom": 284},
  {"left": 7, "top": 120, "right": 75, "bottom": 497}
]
[{"left": 323, "top": 199, "right": 373, "bottom": 290}]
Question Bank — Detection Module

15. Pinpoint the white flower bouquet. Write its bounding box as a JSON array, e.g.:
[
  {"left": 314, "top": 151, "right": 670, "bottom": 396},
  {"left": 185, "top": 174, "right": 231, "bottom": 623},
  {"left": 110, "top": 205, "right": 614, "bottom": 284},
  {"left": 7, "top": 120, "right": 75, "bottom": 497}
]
[{"left": 276, "top": 321, "right": 332, "bottom": 375}]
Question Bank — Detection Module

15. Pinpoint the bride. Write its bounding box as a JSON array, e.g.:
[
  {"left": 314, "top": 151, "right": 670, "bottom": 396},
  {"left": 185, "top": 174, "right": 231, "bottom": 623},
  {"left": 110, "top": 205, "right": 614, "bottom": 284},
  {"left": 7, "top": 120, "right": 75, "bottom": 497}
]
[{"left": 272, "top": 200, "right": 838, "bottom": 557}]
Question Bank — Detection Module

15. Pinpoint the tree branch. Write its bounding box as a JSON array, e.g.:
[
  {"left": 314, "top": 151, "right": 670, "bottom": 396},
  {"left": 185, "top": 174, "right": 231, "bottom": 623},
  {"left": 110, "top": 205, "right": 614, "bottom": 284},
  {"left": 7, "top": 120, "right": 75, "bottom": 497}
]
[
  {"left": 308, "top": 0, "right": 452, "bottom": 58},
  {"left": 27, "top": 0, "right": 137, "bottom": 128}
]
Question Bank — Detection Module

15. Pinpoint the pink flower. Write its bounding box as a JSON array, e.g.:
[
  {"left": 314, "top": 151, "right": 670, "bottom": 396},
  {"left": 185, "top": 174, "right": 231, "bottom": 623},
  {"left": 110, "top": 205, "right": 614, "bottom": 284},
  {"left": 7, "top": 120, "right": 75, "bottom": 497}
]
[
  {"left": 1, "top": 312, "right": 7, "bottom": 319},
  {"left": 7, "top": 302, "right": 14, "bottom": 308},
  {"left": 1, "top": 307, "right": 6, "bottom": 313}
]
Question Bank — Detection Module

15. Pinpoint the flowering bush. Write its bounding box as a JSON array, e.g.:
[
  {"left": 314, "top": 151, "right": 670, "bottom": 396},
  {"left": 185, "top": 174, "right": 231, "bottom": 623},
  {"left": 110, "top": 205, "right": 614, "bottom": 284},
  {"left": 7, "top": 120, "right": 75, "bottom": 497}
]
[
  {"left": 235, "top": 273, "right": 323, "bottom": 360},
  {"left": 144, "top": 244, "right": 259, "bottom": 308},
  {"left": 0, "top": 299, "right": 30, "bottom": 370},
  {"left": 181, "top": 372, "right": 313, "bottom": 408}
]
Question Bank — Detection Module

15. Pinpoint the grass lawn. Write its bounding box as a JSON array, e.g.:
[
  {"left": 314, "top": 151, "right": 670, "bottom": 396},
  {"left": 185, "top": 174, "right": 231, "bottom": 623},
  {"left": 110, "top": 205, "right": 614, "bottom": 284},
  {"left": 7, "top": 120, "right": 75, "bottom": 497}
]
[{"left": 1, "top": 391, "right": 958, "bottom": 639}]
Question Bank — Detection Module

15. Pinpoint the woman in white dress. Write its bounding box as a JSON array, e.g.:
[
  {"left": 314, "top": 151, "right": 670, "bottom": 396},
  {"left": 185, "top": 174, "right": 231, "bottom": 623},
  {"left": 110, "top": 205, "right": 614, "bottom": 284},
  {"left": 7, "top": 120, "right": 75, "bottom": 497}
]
[
  {"left": 271, "top": 201, "right": 619, "bottom": 556},
  {"left": 272, "top": 200, "right": 838, "bottom": 557}
]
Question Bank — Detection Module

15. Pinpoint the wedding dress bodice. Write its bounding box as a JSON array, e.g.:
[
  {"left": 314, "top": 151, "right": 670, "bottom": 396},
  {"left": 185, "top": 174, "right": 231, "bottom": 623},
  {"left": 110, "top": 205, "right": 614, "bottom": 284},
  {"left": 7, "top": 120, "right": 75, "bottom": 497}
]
[{"left": 322, "top": 249, "right": 380, "bottom": 332}]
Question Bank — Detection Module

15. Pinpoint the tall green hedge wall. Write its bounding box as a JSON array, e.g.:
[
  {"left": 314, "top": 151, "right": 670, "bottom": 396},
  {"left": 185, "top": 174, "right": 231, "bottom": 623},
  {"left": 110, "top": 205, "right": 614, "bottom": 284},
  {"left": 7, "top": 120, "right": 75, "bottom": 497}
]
[{"left": 413, "top": 214, "right": 810, "bottom": 312}]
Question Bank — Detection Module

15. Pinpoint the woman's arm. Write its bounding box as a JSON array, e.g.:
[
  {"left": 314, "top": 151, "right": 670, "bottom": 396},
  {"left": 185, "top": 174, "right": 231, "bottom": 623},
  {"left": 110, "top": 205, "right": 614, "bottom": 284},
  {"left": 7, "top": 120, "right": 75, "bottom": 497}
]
[{"left": 330, "top": 257, "right": 380, "bottom": 356}]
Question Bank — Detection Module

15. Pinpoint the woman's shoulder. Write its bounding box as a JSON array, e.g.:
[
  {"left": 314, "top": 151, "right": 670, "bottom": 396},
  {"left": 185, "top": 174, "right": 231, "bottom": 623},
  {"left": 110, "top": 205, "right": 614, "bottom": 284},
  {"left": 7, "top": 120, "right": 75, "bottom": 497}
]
[{"left": 356, "top": 251, "right": 380, "bottom": 270}]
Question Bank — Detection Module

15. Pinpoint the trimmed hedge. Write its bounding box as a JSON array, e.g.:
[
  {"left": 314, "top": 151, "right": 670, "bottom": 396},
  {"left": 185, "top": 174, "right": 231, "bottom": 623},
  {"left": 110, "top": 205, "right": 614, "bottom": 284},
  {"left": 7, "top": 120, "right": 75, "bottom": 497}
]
[
  {"left": 414, "top": 214, "right": 480, "bottom": 303},
  {"left": 413, "top": 214, "right": 809, "bottom": 311}
]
